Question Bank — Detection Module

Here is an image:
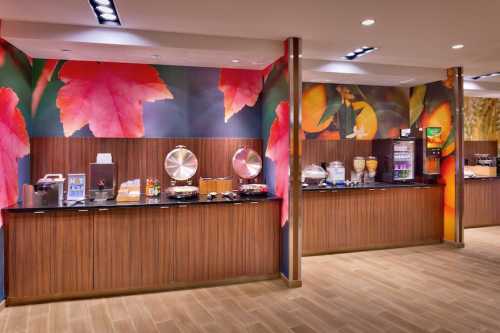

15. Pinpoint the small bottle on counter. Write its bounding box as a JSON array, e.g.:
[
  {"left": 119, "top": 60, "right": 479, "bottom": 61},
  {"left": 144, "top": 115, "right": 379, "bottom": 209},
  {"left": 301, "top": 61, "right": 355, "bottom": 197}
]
[{"left": 145, "top": 178, "right": 161, "bottom": 197}]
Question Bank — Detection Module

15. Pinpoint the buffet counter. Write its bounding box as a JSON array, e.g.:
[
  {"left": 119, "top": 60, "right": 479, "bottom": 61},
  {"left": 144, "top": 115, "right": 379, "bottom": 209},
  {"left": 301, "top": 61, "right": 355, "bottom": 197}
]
[
  {"left": 464, "top": 177, "right": 500, "bottom": 228},
  {"left": 303, "top": 183, "right": 444, "bottom": 255},
  {"left": 3, "top": 195, "right": 281, "bottom": 305}
]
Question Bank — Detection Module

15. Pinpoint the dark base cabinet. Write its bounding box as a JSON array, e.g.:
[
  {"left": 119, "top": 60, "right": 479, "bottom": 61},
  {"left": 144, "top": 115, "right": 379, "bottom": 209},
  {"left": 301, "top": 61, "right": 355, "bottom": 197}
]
[
  {"left": 4, "top": 200, "right": 280, "bottom": 305},
  {"left": 303, "top": 186, "right": 444, "bottom": 255}
]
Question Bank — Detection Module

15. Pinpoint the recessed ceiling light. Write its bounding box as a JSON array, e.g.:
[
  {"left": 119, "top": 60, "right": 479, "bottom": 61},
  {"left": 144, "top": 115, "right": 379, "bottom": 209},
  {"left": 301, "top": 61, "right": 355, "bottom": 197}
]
[
  {"left": 96, "top": 6, "right": 114, "bottom": 14},
  {"left": 100, "top": 13, "right": 117, "bottom": 21},
  {"left": 361, "top": 18, "right": 375, "bottom": 26},
  {"left": 152, "top": 54, "right": 160, "bottom": 59},
  {"left": 231, "top": 59, "right": 240, "bottom": 63},
  {"left": 94, "top": 0, "right": 111, "bottom": 5},
  {"left": 451, "top": 44, "right": 464, "bottom": 49}
]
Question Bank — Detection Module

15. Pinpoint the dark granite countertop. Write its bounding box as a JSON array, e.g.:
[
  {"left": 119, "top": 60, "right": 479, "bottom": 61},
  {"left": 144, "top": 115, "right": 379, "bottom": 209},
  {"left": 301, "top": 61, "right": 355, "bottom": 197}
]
[
  {"left": 4, "top": 193, "right": 281, "bottom": 213},
  {"left": 302, "top": 182, "right": 442, "bottom": 192}
]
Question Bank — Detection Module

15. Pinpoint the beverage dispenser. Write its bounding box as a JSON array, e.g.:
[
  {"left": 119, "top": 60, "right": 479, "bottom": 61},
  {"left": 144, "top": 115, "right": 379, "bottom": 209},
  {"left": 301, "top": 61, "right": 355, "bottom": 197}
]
[{"left": 417, "top": 127, "right": 442, "bottom": 179}]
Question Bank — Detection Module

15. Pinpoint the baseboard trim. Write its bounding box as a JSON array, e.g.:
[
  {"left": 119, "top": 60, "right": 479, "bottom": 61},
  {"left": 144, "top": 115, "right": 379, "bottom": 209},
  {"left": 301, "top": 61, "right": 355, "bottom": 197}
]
[
  {"left": 443, "top": 240, "right": 465, "bottom": 248},
  {"left": 303, "top": 239, "right": 443, "bottom": 257},
  {"left": 6, "top": 273, "right": 280, "bottom": 306},
  {"left": 280, "top": 273, "right": 302, "bottom": 288},
  {"left": 0, "top": 300, "right": 5, "bottom": 312}
]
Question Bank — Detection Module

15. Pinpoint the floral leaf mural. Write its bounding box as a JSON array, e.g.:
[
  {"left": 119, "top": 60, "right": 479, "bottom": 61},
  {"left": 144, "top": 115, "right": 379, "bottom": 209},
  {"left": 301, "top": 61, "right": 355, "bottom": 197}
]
[
  {"left": 32, "top": 59, "right": 58, "bottom": 117},
  {"left": 266, "top": 101, "right": 289, "bottom": 226},
  {"left": 0, "top": 88, "right": 30, "bottom": 226},
  {"left": 56, "top": 61, "right": 173, "bottom": 138},
  {"left": 0, "top": 46, "right": 4, "bottom": 67},
  {"left": 219, "top": 68, "right": 265, "bottom": 123},
  {"left": 409, "top": 85, "right": 426, "bottom": 126}
]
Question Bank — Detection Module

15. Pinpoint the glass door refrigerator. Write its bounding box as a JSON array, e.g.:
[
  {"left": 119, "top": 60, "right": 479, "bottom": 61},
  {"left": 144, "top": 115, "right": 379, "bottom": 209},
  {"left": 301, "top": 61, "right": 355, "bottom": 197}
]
[{"left": 373, "top": 138, "right": 416, "bottom": 183}]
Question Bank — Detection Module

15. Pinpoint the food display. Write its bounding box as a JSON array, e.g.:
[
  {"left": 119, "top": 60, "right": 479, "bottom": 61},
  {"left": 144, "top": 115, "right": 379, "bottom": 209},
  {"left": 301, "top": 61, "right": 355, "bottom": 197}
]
[
  {"left": 326, "top": 161, "right": 345, "bottom": 185},
  {"left": 232, "top": 147, "right": 268, "bottom": 196},
  {"left": 302, "top": 164, "right": 327, "bottom": 186},
  {"left": 116, "top": 179, "right": 141, "bottom": 202},
  {"left": 145, "top": 178, "right": 161, "bottom": 197},
  {"left": 365, "top": 156, "right": 378, "bottom": 183},
  {"left": 165, "top": 145, "right": 200, "bottom": 199},
  {"left": 351, "top": 156, "right": 366, "bottom": 183}
]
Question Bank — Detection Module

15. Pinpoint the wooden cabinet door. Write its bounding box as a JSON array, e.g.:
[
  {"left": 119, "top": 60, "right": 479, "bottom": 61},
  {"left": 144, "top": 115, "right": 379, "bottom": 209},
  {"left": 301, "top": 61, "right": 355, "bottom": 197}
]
[
  {"left": 233, "top": 201, "right": 280, "bottom": 277},
  {"left": 156, "top": 206, "right": 175, "bottom": 286},
  {"left": 53, "top": 210, "right": 93, "bottom": 294},
  {"left": 172, "top": 204, "right": 207, "bottom": 282},
  {"left": 94, "top": 208, "right": 158, "bottom": 290},
  {"left": 6, "top": 211, "right": 54, "bottom": 299}
]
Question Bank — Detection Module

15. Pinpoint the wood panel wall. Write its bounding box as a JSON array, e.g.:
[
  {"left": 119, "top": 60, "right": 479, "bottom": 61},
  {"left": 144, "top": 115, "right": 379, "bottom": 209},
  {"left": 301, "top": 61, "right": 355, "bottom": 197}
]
[
  {"left": 464, "top": 140, "right": 498, "bottom": 162},
  {"left": 464, "top": 178, "right": 500, "bottom": 228},
  {"left": 302, "top": 187, "right": 443, "bottom": 255},
  {"left": 30, "top": 137, "right": 262, "bottom": 190},
  {"left": 301, "top": 139, "right": 373, "bottom": 169}
]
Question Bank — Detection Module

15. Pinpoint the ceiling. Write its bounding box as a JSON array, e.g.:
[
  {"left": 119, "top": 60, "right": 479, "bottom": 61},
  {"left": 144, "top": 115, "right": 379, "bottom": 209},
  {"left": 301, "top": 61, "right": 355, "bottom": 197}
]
[{"left": 1, "top": 0, "right": 500, "bottom": 93}]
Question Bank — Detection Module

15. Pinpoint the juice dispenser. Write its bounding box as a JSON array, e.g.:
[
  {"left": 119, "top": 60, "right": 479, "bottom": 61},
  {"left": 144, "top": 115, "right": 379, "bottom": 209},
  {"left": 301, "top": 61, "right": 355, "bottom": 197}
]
[{"left": 417, "top": 127, "right": 442, "bottom": 179}]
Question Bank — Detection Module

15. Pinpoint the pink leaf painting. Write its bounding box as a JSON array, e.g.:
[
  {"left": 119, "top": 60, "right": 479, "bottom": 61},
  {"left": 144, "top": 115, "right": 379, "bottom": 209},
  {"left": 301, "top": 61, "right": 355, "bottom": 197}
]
[
  {"left": 56, "top": 61, "right": 174, "bottom": 138},
  {"left": 0, "top": 88, "right": 30, "bottom": 227},
  {"left": 32, "top": 59, "right": 58, "bottom": 117},
  {"left": 266, "top": 101, "right": 290, "bottom": 226},
  {"left": 219, "top": 68, "right": 265, "bottom": 123}
]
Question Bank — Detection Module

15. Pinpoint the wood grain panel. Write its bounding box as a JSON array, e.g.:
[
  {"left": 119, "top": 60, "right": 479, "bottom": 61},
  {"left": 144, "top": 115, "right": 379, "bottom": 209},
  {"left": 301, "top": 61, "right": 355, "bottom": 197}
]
[
  {"left": 464, "top": 178, "right": 500, "bottom": 228},
  {"left": 464, "top": 140, "right": 498, "bottom": 162},
  {"left": 173, "top": 201, "right": 280, "bottom": 283},
  {"left": 93, "top": 208, "right": 159, "bottom": 290},
  {"left": 30, "top": 137, "right": 263, "bottom": 190},
  {"left": 302, "top": 187, "right": 443, "bottom": 255},
  {"left": 53, "top": 210, "right": 93, "bottom": 294},
  {"left": 5, "top": 200, "right": 280, "bottom": 304},
  {"left": 6, "top": 211, "right": 54, "bottom": 298},
  {"left": 301, "top": 139, "right": 373, "bottom": 168}
]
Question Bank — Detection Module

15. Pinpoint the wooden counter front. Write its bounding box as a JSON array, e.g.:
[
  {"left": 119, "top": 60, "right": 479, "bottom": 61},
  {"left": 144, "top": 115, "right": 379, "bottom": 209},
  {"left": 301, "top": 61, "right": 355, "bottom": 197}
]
[
  {"left": 464, "top": 178, "right": 500, "bottom": 228},
  {"left": 4, "top": 200, "right": 280, "bottom": 305},
  {"left": 303, "top": 186, "right": 443, "bottom": 255}
]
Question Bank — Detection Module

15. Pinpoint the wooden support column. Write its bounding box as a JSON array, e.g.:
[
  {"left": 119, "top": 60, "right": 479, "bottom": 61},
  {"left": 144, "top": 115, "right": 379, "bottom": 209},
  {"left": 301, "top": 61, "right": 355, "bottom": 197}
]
[
  {"left": 287, "top": 37, "right": 303, "bottom": 286},
  {"left": 453, "top": 66, "right": 465, "bottom": 246}
]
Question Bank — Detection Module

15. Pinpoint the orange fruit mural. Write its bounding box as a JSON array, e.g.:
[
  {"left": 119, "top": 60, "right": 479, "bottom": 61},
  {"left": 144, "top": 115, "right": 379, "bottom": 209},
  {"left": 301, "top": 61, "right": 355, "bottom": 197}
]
[
  {"left": 419, "top": 101, "right": 453, "bottom": 157},
  {"left": 352, "top": 101, "right": 378, "bottom": 140},
  {"left": 302, "top": 84, "right": 332, "bottom": 133}
]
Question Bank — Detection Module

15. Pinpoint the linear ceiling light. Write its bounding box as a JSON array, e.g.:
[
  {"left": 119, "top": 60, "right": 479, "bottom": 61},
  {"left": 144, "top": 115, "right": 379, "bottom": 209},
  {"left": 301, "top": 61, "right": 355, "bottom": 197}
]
[
  {"left": 89, "top": 0, "right": 121, "bottom": 25},
  {"left": 344, "top": 46, "right": 377, "bottom": 60},
  {"left": 471, "top": 72, "right": 500, "bottom": 80}
]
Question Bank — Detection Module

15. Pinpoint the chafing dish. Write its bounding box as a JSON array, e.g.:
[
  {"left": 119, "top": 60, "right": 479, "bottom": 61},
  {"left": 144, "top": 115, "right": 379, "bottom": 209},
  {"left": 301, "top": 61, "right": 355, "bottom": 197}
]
[
  {"left": 165, "top": 145, "right": 200, "bottom": 199},
  {"left": 232, "top": 147, "right": 268, "bottom": 196}
]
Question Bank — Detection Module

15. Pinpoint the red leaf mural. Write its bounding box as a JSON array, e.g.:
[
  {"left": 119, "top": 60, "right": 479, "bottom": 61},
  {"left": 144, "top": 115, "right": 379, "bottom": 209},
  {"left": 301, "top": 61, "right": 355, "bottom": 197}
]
[
  {"left": 266, "top": 101, "right": 290, "bottom": 226},
  {"left": 56, "top": 61, "right": 174, "bottom": 138},
  {"left": 219, "top": 68, "right": 265, "bottom": 123},
  {"left": 32, "top": 59, "right": 58, "bottom": 117},
  {"left": 0, "top": 88, "right": 30, "bottom": 227}
]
